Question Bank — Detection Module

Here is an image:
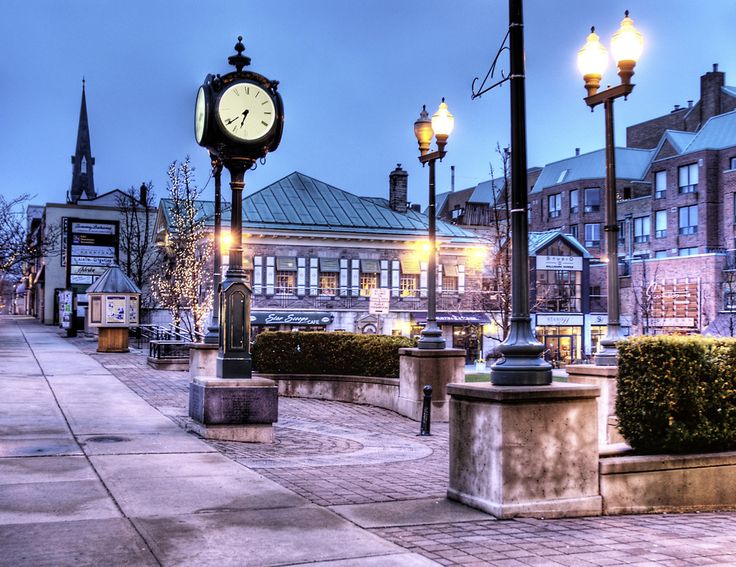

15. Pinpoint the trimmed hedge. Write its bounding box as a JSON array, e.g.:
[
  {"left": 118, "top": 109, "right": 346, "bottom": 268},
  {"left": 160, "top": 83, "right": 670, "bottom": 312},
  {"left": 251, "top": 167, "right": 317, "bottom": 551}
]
[
  {"left": 252, "top": 331, "right": 416, "bottom": 378},
  {"left": 617, "top": 335, "right": 736, "bottom": 454}
]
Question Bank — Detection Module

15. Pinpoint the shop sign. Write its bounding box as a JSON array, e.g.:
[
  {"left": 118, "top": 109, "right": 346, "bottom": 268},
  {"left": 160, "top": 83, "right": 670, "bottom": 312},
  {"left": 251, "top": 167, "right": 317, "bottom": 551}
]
[
  {"left": 536, "top": 255, "right": 582, "bottom": 271},
  {"left": 649, "top": 317, "right": 694, "bottom": 327},
  {"left": 251, "top": 312, "right": 334, "bottom": 326},
  {"left": 369, "top": 288, "right": 390, "bottom": 315},
  {"left": 535, "top": 314, "right": 584, "bottom": 326}
]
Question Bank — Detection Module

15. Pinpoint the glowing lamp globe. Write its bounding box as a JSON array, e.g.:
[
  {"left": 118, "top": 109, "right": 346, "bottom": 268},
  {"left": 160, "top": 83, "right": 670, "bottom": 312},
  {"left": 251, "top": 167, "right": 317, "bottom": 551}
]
[
  {"left": 431, "top": 98, "right": 454, "bottom": 150},
  {"left": 611, "top": 10, "right": 643, "bottom": 84},
  {"left": 577, "top": 27, "right": 608, "bottom": 97}
]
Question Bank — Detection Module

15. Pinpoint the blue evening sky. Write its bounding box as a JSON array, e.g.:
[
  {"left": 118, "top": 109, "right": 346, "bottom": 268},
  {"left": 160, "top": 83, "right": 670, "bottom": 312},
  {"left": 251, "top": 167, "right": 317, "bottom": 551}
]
[{"left": 2, "top": 1, "right": 735, "bottom": 209}]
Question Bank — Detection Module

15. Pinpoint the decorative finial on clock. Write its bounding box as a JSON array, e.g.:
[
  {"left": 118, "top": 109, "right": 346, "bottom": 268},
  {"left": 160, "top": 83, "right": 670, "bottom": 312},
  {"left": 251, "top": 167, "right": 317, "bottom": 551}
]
[{"left": 228, "top": 35, "right": 251, "bottom": 72}]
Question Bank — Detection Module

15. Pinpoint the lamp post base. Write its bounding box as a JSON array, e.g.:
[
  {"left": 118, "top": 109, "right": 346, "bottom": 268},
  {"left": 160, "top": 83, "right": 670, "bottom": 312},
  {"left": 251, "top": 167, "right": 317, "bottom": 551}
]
[
  {"left": 203, "top": 325, "right": 219, "bottom": 345},
  {"left": 417, "top": 323, "right": 446, "bottom": 350},
  {"left": 490, "top": 319, "right": 552, "bottom": 386}
]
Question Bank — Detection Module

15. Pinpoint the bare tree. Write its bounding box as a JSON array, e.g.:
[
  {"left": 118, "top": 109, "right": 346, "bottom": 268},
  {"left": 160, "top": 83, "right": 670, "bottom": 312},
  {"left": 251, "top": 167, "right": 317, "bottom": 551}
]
[
  {"left": 0, "top": 194, "right": 58, "bottom": 276},
  {"left": 116, "top": 183, "right": 158, "bottom": 309},
  {"left": 151, "top": 158, "right": 213, "bottom": 339},
  {"left": 632, "top": 259, "right": 660, "bottom": 335},
  {"left": 480, "top": 145, "right": 512, "bottom": 345}
]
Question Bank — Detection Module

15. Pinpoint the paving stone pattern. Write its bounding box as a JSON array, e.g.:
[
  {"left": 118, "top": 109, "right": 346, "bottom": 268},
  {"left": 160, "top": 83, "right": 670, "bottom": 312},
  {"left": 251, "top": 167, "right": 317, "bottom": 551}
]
[{"left": 74, "top": 336, "right": 736, "bottom": 566}]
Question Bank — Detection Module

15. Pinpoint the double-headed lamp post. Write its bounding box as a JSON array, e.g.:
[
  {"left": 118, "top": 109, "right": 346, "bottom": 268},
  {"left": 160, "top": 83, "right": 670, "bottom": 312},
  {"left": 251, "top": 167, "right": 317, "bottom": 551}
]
[
  {"left": 578, "top": 11, "right": 643, "bottom": 365},
  {"left": 414, "top": 99, "right": 454, "bottom": 349}
]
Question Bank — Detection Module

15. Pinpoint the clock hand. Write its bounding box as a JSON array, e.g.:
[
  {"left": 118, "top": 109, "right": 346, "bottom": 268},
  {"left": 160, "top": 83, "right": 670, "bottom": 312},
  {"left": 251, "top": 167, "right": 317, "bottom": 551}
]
[
  {"left": 225, "top": 117, "right": 239, "bottom": 125},
  {"left": 240, "top": 109, "right": 249, "bottom": 127}
]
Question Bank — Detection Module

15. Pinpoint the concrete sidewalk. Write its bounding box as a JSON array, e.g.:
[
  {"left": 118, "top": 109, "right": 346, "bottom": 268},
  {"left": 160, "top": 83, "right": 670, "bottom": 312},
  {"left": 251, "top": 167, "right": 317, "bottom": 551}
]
[
  {"left": 5, "top": 315, "right": 736, "bottom": 567},
  {"left": 0, "top": 317, "right": 437, "bottom": 566}
]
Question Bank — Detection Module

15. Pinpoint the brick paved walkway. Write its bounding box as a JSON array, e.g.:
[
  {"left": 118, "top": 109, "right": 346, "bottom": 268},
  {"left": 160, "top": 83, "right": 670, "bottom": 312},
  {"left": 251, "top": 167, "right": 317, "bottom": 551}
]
[{"left": 72, "top": 335, "right": 736, "bottom": 566}]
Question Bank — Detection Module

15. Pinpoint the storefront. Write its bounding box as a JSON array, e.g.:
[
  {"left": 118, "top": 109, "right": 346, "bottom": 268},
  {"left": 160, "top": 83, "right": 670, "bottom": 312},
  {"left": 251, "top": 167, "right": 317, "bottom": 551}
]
[
  {"left": 534, "top": 314, "right": 584, "bottom": 365},
  {"left": 414, "top": 312, "right": 491, "bottom": 363}
]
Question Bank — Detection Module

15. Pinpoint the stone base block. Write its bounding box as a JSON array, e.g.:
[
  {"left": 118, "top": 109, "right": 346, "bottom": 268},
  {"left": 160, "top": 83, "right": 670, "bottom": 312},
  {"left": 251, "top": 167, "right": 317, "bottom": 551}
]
[
  {"left": 447, "top": 382, "right": 602, "bottom": 519},
  {"left": 398, "top": 347, "right": 465, "bottom": 422},
  {"left": 187, "top": 421, "right": 274, "bottom": 443},
  {"left": 189, "top": 343, "right": 219, "bottom": 379},
  {"left": 147, "top": 357, "right": 189, "bottom": 371},
  {"left": 566, "top": 364, "right": 619, "bottom": 446},
  {"left": 188, "top": 377, "right": 278, "bottom": 444}
]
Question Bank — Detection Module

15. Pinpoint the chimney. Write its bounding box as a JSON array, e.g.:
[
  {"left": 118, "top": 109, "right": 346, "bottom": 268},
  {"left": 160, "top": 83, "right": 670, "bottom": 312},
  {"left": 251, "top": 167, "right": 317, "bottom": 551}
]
[
  {"left": 700, "top": 63, "right": 725, "bottom": 124},
  {"left": 139, "top": 183, "right": 148, "bottom": 205},
  {"left": 575, "top": 148, "right": 580, "bottom": 156},
  {"left": 672, "top": 104, "right": 681, "bottom": 113},
  {"left": 451, "top": 165, "right": 455, "bottom": 193},
  {"left": 389, "top": 164, "right": 408, "bottom": 213},
  {"left": 688, "top": 100, "right": 693, "bottom": 109}
]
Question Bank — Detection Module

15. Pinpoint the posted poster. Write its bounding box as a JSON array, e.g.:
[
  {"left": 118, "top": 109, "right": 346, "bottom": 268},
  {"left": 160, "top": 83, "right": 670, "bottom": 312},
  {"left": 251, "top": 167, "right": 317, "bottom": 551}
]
[{"left": 105, "top": 296, "right": 127, "bottom": 325}]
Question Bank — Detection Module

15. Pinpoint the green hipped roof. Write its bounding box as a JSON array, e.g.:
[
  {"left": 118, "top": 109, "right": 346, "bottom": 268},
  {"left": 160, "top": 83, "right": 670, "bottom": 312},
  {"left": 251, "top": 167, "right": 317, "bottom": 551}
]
[
  {"left": 161, "top": 172, "right": 484, "bottom": 243},
  {"left": 529, "top": 230, "right": 591, "bottom": 258},
  {"left": 86, "top": 264, "right": 141, "bottom": 294}
]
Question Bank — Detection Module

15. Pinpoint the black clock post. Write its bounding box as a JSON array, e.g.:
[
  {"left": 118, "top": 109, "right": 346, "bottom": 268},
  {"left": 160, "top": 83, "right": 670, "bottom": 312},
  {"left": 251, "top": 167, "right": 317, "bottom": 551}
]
[{"left": 189, "top": 36, "right": 284, "bottom": 443}]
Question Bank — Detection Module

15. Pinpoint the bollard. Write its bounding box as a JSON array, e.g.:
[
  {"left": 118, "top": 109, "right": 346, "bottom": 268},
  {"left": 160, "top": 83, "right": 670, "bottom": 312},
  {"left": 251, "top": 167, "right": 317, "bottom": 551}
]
[{"left": 419, "top": 384, "right": 432, "bottom": 436}]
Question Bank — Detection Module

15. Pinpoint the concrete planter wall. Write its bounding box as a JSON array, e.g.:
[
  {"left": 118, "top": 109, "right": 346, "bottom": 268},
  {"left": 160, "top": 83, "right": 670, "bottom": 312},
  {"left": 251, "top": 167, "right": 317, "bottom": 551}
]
[
  {"left": 600, "top": 450, "right": 736, "bottom": 514},
  {"left": 260, "top": 374, "right": 399, "bottom": 412}
]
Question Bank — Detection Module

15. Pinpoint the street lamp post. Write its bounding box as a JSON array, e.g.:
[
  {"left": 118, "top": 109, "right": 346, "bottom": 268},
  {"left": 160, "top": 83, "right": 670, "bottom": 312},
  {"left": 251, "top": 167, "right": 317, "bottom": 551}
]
[
  {"left": 490, "top": 0, "right": 551, "bottom": 386},
  {"left": 204, "top": 154, "right": 223, "bottom": 344},
  {"left": 414, "top": 100, "right": 454, "bottom": 350},
  {"left": 578, "top": 11, "right": 643, "bottom": 366}
]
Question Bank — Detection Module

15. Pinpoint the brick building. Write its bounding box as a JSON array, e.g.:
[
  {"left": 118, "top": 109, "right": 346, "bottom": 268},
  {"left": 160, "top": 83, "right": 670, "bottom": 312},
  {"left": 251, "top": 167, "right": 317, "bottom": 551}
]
[
  {"left": 529, "top": 64, "right": 736, "bottom": 339},
  {"left": 155, "top": 168, "right": 495, "bottom": 361}
]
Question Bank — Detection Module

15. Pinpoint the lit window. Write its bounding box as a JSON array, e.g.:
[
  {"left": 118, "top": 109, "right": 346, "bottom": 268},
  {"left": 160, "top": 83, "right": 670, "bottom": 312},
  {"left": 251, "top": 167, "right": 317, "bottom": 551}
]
[
  {"left": 359, "top": 273, "right": 378, "bottom": 297},
  {"left": 275, "top": 272, "right": 295, "bottom": 295},
  {"left": 400, "top": 274, "right": 418, "bottom": 297},
  {"left": 319, "top": 272, "right": 337, "bottom": 296},
  {"left": 678, "top": 163, "right": 698, "bottom": 194}
]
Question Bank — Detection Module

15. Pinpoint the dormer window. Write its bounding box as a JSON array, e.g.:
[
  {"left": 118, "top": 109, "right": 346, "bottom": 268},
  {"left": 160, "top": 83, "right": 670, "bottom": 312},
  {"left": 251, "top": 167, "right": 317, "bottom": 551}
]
[{"left": 557, "top": 169, "right": 569, "bottom": 184}]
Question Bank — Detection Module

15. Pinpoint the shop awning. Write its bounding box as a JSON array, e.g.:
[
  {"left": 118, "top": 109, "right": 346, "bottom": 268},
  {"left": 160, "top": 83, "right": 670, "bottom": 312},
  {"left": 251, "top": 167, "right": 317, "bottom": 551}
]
[
  {"left": 361, "top": 259, "right": 380, "bottom": 273},
  {"left": 276, "top": 257, "right": 297, "bottom": 271},
  {"left": 251, "top": 311, "right": 334, "bottom": 326},
  {"left": 400, "top": 258, "right": 421, "bottom": 275},
  {"left": 413, "top": 312, "right": 491, "bottom": 324},
  {"left": 319, "top": 258, "right": 340, "bottom": 272}
]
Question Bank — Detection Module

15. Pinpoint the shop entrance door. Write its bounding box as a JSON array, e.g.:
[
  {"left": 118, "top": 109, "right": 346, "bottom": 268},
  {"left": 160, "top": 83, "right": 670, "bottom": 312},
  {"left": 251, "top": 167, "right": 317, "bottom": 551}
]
[{"left": 544, "top": 335, "right": 575, "bottom": 366}]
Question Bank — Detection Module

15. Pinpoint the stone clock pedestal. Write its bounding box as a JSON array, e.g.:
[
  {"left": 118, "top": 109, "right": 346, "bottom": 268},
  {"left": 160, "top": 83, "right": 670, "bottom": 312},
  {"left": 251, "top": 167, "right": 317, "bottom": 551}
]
[{"left": 188, "top": 377, "right": 278, "bottom": 443}]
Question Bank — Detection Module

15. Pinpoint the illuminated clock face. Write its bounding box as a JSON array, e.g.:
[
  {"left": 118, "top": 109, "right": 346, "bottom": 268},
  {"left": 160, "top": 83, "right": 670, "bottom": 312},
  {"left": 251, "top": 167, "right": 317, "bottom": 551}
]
[
  {"left": 216, "top": 82, "right": 276, "bottom": 142},
  {"left": 194, "top": 86, "right": 206, "bottom": 144}
]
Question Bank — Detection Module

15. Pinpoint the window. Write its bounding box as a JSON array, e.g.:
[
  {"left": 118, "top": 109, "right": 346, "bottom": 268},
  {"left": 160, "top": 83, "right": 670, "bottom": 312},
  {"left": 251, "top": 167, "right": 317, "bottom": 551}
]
[
  {"left": 569, "top": 189, "right": 579, "bottom": 214},
  {"left": 569, "top": 224, "right": 579, "bottom": 240},
  {"left": 318, "top": 258, "right": 340, "bottom": 296},
  {"left": 584, "top": 188, "right": 600, "bottom": 213},
  {"left": 655, "top": 210, "right": 667, "bottom": 238},
  {"left": 617, "top": 220, "right": 626, "bottom": 244},
  {"left": 319, "top": 273, "right": 338, "bottom": 296},
  {"left": 557, "top": 169, "right": 569, "bottom": 184},
  {"left": 547, "top": 193, "right": 561, "bottom": 218},
  {"left": 678, "top": 205, "right": 698, "bottom": 235},
  {"left": 678, "top": 163, "right": 698, "bottom": 194},
  {"left": 359, "top": 273, "right": 378, "bottom": 297},
  {"left": 442, "top": 262, "right": 459, "bottom": 292},
  {"left": 678, "top": 247, "right": 698, "bottom": 256},
  {"left": 654, "top": 250, "right": 668, "bottom": 258},
  {"left": 275, "top": 272, "right": 295, "bottom": 295},
  {"left": 725, "top": 287, "right": 736, "bottom": 311},
  {"left": 584, "top": 223, "right": 600, "bottom": 247},
  {"left": 535, "top": 269, "right": 582, "bottom": 312},
  {"left": 654, "top": 171, "right": 666, "bottom": 199},
  {"left": 733, "top": 193, "right": 736, "bottom": 223},
  {"left": 275, "top": 257, "right": 297, "bottom": 295},
  {"left": 633, "top": 215, "right": 650, "bottom": 243},
  {"left": 400, "top": 274, "right": 418, "bottom": 297},
  {"left": 730, "top": 157, "right": 736, "bottom": 171}
]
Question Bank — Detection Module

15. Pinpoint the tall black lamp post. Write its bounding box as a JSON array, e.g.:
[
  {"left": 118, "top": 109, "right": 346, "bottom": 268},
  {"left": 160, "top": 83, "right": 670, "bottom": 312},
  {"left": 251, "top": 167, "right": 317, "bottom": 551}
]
[
  {"left": 414, "top": 100, "right": 454, "bottom": 350},
  {"left": 577, "top": 11, "right": 643, "bottom": 365},
  {"left": 489, "top": 0, "right": 551, "bottom": 385}
]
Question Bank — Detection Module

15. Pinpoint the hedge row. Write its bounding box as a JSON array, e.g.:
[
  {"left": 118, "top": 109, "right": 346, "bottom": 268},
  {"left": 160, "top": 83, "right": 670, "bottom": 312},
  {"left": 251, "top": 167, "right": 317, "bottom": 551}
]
[
  {"left": 252, "top": 331, "right": 416, "bottom": 378},
  {"left": 617, "top": 335, "right": 736, "bottom": 454}
]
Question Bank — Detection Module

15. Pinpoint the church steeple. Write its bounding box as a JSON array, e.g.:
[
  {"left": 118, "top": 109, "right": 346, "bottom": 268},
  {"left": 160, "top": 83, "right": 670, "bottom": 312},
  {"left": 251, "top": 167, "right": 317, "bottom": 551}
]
[{"left": 69, "top": 79, "right": 96, "bottom": 203}]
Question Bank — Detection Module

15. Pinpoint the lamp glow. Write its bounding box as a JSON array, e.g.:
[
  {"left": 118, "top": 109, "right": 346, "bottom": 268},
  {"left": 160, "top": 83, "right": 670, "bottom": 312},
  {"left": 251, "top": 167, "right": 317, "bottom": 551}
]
[
  {"left": 431, "top": 99, "right": 454, "bottom": 150},
  {"left": 611, "top": 11, "right": 643, "bottom": 65},
  {"left": 413, "top": 105, "right": 433, "bottom": 157},
  {"left": 220, "top": 230, "right": 233, "bottom": 253},
  {"left": 577, "top": 27, "right": 608, "bottom": 97}
]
